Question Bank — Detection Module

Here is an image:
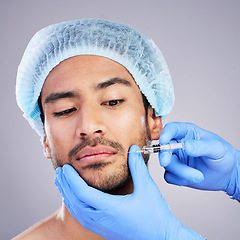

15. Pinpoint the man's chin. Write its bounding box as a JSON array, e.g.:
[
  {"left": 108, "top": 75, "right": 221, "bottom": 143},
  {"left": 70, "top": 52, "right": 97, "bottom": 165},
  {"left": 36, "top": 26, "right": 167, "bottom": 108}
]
[
  {"left": 82, "top": 171, "right": 132, "bottom": 194},
  {"left": 70, "top": 159, "right": 132, "bottom": 194}
]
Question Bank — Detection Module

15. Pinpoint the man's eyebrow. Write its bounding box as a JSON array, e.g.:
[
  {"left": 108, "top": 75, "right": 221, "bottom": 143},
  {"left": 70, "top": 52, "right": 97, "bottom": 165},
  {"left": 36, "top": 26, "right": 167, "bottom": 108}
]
[
  {"left": 44, "top": 91, "right": 80, "bottom": 104},
  {"left": 44, "top": 78, "right": 131, "bottom": 104},
  {"left": 95, "top": 77, "right": 132, "bottom": 90}
]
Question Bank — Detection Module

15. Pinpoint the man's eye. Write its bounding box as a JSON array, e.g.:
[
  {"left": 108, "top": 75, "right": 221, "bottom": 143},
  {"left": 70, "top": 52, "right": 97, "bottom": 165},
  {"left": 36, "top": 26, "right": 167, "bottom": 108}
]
[
  {"left": 54, "top": 108, "right": 76, "bottom": 117},
  {"left": 102, "top": 99, "right": 124, "bottom": 107}
]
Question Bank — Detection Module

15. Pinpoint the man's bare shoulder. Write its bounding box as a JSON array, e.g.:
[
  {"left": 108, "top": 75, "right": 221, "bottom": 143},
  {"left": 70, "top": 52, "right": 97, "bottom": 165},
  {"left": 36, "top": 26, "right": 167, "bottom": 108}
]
[{"left": 12, "top": 210, "right": 62, "bottom": 240}]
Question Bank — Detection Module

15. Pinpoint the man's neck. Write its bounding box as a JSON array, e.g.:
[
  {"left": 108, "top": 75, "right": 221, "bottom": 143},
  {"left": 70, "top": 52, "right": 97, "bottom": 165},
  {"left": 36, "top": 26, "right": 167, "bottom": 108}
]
[{"left": 57, "top": 204, "right": 104, "bottom": 240}]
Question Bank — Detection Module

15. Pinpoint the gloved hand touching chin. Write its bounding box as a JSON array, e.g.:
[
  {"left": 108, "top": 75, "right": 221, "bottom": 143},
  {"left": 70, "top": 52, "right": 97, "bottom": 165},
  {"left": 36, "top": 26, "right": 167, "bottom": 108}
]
[
  {"left": 159, "top": 122, "right": 240, "bottom": 201},
  {"left": 55, "top": 145, "right": 205, "bottom": 240}
]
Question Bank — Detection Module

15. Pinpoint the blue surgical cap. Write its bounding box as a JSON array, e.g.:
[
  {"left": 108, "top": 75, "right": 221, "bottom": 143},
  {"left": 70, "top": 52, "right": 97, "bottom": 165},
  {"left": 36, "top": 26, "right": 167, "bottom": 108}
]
[{"left": 16, "top": 19, "right": 174, "bottom": 139}]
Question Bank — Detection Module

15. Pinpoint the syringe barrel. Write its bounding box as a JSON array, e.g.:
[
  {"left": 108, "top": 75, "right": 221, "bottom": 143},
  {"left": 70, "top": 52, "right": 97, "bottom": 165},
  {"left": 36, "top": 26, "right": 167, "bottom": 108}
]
[
  {"left": 163, "top": 142, "right": 185, "bottom": 151},
  {"left": 143, "top": 142, "right": 184, "bottom": 154}
]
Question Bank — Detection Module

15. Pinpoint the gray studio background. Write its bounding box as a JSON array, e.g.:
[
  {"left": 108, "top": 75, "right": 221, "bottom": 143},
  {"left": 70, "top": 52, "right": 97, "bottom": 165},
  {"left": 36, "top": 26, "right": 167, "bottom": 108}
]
[{"left": 1, "top": 0, "right": 239, "bottom": 239}]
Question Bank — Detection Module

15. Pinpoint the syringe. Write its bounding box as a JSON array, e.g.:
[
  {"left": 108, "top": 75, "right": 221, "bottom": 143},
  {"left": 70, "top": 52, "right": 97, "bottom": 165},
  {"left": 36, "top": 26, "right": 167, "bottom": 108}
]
[{"left": 130, "top": 142, "right": 184, "bottom": 154}]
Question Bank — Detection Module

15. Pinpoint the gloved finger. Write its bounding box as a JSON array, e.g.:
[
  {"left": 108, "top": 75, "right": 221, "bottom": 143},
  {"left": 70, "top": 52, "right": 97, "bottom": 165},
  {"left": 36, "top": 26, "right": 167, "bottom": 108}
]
[
  {"left": 55, "top": 167, "right": 92, "bottom": 211},
  {"left": 158, "top": 151, "right": 172, "bottom": 167},
  {"left": 64, "top": 196, "right": 100, "bottom": 234},
  {"left": 164, "top": 171, "right": 192, "bottom": 186},
  {"left": 55, "top": 172, "right": 90, "bottom": 222},
  {"left": 55, "top": 167, "right": 73, "bottom": 205},
  {"left": 62, "top": 164, "right": 119, "bottom": 210},
  {"left": 63, "top": 197, "right": 85, "bottom": 224},
  {"left": 160, "top": 122, "right": 199, "bottom": 144},
  {"left": 128, "top": 145, "right": 155, "bottom": 193},
  {"left": 54, "top": 169, "right": 64, "bottom": 195},
  {"left": 165, "top": 155, "right": 204, "bottom": 184},
  {"left": 56, "top": 168, "right": 104, "bottom": 224},
  {"left": 185, "top": 139, "right": 227, "bottom": 159},
  {"left": 63, "top": 194, "right": 97, "bottom": 226}
]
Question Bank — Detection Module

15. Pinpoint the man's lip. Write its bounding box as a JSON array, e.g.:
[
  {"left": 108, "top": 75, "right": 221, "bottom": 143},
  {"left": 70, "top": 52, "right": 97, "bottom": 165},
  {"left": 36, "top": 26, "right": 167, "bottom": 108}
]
[{"left": 75, "top": 145, "right": 117, "bottom": 163}]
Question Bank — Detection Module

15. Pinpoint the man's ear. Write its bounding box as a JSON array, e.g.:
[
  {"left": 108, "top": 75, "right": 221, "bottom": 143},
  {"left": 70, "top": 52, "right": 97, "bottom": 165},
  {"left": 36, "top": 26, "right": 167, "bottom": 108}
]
[
  {"left": 147, "top": 107, "right": 163, "bottom": 141},
  {"left": 43, "top": 136, "right": 51, "bottom": 159}
]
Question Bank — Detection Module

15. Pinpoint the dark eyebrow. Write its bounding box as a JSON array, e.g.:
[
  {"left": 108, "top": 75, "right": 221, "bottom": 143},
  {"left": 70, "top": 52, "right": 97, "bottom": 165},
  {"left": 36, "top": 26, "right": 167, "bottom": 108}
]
[
  {"left": 44, "top": 91, "right": 80, "bottom": 104},
  {"left": 95, "top": 77, "right": 132, "bottom": 90},
  {"left": 44, "top": 78, "right": 131, "bottom": 104}
]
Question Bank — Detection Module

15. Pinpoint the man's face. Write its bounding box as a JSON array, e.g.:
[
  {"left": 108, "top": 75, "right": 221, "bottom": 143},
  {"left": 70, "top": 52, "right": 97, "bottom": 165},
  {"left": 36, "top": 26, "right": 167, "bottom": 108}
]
[{"left": 41, "top": 55, "right": 161, "bottom": 193}]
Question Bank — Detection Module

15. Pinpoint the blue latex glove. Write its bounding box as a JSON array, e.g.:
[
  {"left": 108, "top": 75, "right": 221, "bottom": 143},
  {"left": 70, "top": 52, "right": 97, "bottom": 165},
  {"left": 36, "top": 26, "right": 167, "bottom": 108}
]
[
  {"left": 159, "top": 122, "right": 240, "bottom": 200},
  {"left": 55, "top": 145, "right": 205, "bottom": 240}
]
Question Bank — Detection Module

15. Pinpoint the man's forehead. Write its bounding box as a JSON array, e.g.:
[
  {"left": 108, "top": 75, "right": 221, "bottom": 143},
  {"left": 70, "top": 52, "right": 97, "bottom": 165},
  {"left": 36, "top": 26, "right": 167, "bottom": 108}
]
[{"left": 42, "top": 55, "right": 139, "bottom": 96}]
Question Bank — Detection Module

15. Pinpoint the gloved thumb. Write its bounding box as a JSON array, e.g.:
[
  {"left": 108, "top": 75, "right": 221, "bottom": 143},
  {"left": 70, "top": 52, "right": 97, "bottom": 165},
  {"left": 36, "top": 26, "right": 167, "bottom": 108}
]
[{"left": 128, "top": 145, "right": 153, "bottom": 193}]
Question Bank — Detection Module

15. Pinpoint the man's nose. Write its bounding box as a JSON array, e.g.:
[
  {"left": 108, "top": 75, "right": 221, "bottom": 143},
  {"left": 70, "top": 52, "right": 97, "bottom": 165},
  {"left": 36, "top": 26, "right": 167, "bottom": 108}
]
[{"left": 76, "top": 104, "right": 105, "bottom": 139}]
